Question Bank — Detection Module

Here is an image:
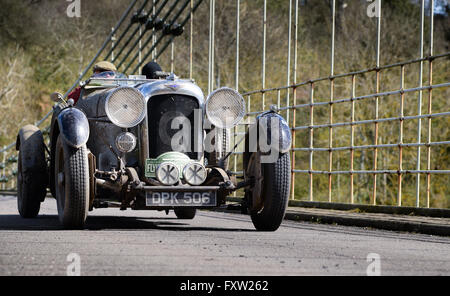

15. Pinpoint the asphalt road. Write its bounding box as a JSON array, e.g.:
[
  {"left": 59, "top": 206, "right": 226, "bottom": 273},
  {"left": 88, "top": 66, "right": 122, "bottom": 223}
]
[{"left": 0, "top": 194, "right": 449, "bottom": 276}]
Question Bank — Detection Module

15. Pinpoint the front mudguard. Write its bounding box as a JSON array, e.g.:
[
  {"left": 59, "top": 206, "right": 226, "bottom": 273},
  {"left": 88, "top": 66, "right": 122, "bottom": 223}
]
[
  {"left": 57, "top": 107, "right": 90, "bottom": 148},
  {"left": 256, "top": 111, "right": 292, "bottom": 154},
  {"left": 245, "top": 111, "right": 292, "bottom": 156}
]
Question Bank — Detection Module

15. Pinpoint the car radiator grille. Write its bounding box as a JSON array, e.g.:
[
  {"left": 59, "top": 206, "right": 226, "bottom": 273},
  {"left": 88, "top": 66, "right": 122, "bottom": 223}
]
[{"left": 147, "top": 94, "right": 200, "bottom": 159}]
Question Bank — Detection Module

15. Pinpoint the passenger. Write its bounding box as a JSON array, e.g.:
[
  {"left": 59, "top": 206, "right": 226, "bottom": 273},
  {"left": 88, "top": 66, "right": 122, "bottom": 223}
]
[
  {"left": 141, "top": 61, "right": 162, "bottom": 79},
  {"left": 67, "top": 61, "right": 117, "bottom": 104}
]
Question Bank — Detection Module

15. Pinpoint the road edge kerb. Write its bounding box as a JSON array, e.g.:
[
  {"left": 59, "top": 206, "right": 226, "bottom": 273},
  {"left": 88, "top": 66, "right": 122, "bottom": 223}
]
[
  {"left": 0, "top": 191, "right": 18, "bottom": 196},
  {"left": 226, "top": 196, "right": 450, "bottom": 218},
  {"left": 288, "top": 200, "right": 450, "bottom": 218},
  {"left": 224, "top": 197, "right": 450, "bottom": 236},
  {"left": 0, "top": 191, "right": 52, "bottom": 197},
  {"left": 216, "top": 204, "right": 449, "bottom": 236},
  {"left": 283, "top": 210, "right": 450, "bottom": 236}
]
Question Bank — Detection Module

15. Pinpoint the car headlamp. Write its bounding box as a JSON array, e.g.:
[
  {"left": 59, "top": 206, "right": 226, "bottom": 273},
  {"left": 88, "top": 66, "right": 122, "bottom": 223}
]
[
  {"left": 115, "top": 132, "right": 137, "bottom": 153},
  {"left": 205, "top": 87, "right": 246, "bottom": 129},
  {"left": 105, "top": 87, "right": 146, "bottom": 128}
]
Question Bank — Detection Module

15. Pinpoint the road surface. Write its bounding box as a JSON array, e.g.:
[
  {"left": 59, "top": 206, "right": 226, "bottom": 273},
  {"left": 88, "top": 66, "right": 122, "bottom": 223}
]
[{"left": 0, "top": 194, "right": 449, "bottom": 276}]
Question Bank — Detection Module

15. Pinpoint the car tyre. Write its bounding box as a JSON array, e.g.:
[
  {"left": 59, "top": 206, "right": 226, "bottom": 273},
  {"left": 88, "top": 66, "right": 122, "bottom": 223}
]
[
  {"left": 16, "top": 125, "right": 48, "bottom": 218},
  {"left": 174, "top": 208, "right": 197, "bottom": 219},
  {"left": 55, "top": 135, "right": 89, "bottom": 229},
  {"left": 250, "top": 153, "right": 291, "bottom": 231}
]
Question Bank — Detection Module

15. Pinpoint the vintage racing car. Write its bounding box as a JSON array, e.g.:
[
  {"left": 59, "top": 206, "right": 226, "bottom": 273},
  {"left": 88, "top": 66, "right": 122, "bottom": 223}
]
[{"left": 15, "top": 70, "right": 292, "bottom": 231}]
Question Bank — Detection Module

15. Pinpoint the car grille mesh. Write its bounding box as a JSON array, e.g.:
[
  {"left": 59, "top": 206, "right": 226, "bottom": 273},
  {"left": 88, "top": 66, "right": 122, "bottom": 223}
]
[{"left": 147, "top": 94, "right": 199, "bottom": 159}]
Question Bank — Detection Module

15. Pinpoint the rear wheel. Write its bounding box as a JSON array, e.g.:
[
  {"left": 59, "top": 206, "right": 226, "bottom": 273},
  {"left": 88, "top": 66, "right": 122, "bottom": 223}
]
[
  {"left": 17, "top": 125, "right": 48, "bottom": 218},
  {"left": 248, "top": 153, "right": 291, "bottom": 231},
  {"left": 174, "top": 208, "right": 197, "bottom": 219},
  {"left": 55, "top": 135, "right": 89, "bottom": 229}
]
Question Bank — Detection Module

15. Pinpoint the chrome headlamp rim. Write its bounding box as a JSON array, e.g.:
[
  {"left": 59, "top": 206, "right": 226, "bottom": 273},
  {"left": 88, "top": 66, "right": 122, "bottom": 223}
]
[
  {"left": 183, "top": 162, "right": 207, "bottom": 186},
  {"left": 155, "top": 162, "right": 180, "bottom": 186},
  {"left": 104, "top": 86, "right": 146, "bottom": 128},
  {"left": 205, "top": 87, "right": 246, "bottom": 129}
]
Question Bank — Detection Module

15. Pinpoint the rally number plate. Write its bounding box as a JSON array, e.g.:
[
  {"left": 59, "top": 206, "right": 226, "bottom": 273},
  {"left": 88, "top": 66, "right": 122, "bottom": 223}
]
[{"left": 145, "top": 191, "right": 217, "bottom": 207}]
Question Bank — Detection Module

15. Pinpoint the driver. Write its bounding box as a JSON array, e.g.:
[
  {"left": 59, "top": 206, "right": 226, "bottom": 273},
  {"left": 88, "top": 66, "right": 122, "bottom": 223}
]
[{"left": 67, "top": 61, "right": 117, "bottom": 104}]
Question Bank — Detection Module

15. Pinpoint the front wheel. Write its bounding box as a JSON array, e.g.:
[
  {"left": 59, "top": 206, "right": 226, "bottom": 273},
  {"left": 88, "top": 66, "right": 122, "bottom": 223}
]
[
  {"left": 249, "top": 153, "right": 291, "bottom": 231},
  {"left": 55, "top": 135, "right": 90, "bottom": 229}
]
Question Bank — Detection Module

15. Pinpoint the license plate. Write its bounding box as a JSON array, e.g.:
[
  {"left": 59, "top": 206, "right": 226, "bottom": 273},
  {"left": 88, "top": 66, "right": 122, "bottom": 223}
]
[{"left": 145, "top": 191, "right": 217, "bottom": 207}]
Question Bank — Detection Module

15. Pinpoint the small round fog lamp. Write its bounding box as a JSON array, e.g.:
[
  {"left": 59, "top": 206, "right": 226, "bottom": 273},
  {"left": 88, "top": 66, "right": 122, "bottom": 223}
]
[
  {"left": 115, "top": 132, "right": 137, "bottom": 153},
  {"left": 183, "top": 162, "right": 207, "bottom": 186}
]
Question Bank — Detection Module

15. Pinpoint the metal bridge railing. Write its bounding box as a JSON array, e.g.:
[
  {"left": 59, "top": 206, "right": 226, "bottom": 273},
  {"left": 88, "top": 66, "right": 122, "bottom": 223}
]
[
  {"left": 230, "top": 51, "right": 449, "bottom": 208},
  {"left": 224, "top": 0, "right": 449, "bottom": 209},
  {"left": 238, "top": 60, "right": 449, "bottom": 190}
]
